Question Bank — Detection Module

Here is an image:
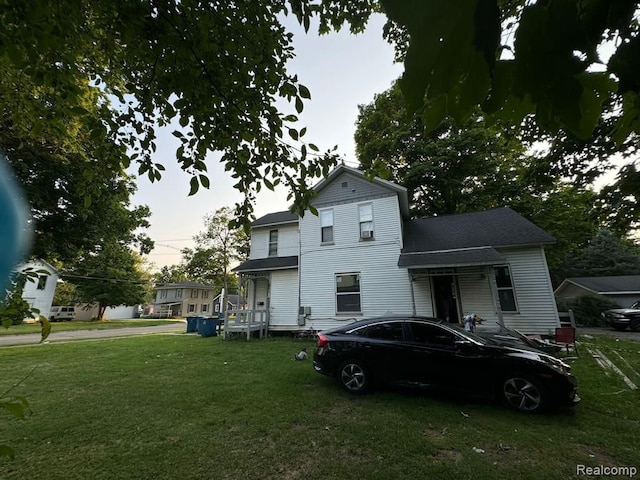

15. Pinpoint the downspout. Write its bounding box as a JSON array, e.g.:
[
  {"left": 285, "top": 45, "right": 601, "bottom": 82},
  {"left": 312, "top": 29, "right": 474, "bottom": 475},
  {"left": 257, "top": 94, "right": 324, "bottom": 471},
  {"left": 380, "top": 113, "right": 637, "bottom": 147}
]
[{"left": 297, "top": 221, "right": 303, "bottom": 326}]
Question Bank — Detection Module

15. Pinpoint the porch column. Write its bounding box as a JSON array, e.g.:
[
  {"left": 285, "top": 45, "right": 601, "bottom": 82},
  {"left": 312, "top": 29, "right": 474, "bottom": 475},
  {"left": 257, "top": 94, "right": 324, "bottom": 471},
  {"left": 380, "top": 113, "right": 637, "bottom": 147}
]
[{"left": 485, "top": 266, "right": 505, "bottom": 327}]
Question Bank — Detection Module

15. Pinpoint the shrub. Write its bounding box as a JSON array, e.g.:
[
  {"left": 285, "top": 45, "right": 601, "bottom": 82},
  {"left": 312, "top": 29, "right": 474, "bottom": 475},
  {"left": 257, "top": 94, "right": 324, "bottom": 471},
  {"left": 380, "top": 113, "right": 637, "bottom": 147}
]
[{"left": 556, "top": 294, "right": 620, "bottom": 327}]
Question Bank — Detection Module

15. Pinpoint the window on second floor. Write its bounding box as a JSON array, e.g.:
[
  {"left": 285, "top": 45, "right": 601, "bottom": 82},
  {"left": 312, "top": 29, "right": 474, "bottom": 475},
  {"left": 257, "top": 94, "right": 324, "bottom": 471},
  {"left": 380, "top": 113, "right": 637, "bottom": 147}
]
[
  {"left": 202, "top": 290, "right": 209, "bottom": 299},
  {"left": 268, "top": 229, "right": 278, "bottom": 257},
  {"left": 191, "top": 289, "right": 198, "bottom": 298},
  {"left": 358, "top": 203, "right": 374, "bottom": 240},
  {"left": 160, "top": 290, "right": 168, "bottom": 299},
  {"left": 176, "top": 289, "right": 182, "bottom": 299},
  {"left": 36, "top": 275, "right": 47, "bottom": 290},
  {"left": 321, "top": 209, "right": 334, "bottom": 244}
]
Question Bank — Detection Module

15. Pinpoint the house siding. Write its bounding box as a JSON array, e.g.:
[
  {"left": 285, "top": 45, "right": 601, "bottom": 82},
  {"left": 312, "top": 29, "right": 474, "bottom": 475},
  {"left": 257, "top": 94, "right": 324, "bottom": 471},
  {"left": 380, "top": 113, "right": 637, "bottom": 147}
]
[
  {"left": 300, "top": 195, "right": 412, "bottom": 331},
  {"left": 249, "top": 224, "right": 299, "bottom": 259},
  {"left": 19, "top": 261, "right": 58, "bottom": 319},
  {"left": 313, "top": 171, "right": 397, "bottom": 208},
  {"left": 269, "top": 269, "right": 299, "bottom": 329},
  {"left": 411, "top": 276, "right": 434, "bottom": 317},
  {"left": 497, "top": 247, "right": 560, "bottom": 334}
]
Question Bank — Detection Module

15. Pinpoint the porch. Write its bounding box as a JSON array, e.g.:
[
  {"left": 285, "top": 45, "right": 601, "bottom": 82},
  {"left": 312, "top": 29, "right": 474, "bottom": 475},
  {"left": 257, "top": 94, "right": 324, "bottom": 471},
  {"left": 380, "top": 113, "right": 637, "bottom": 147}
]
[{"left": 223, "top": 309, "right": 269, "bottom": 340}]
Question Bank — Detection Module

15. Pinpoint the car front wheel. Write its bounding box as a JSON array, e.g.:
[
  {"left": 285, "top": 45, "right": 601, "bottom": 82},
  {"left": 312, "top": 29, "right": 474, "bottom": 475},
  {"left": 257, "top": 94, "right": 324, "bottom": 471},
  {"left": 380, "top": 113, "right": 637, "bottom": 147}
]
[
  {"left": 338, "top": 360, "right": 370, "bottom": 394},
  {"left": 501, "top": 374, "right": 546, "bottom": 413}
]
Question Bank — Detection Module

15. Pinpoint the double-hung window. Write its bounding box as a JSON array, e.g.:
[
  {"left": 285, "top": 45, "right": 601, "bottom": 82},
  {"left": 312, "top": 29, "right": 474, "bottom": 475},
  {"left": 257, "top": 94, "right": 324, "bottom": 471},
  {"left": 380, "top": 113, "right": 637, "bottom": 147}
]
[
  {"left": 160, "top": 290, "right": 168, "bottom": 299},
  {"left": 321, "top": 209, "right": 334, "bottom": 243},
  {"left": 268, "top": 229, "right": 278, "bottom": 257},
  {"left": 191, "top": 289, "right": 198, "bottom": 298},
  {"left": 36, "top": 275, "right": 47, "bottom": 290},
  {"left": 495, "top": 265, "right": 518, "bottom": 312},
  {"left": 358, "top": 203, "right": 373, "bottom": 239},
  {"left": 336, "top": 273, "right": 361, "bottom": 313}
]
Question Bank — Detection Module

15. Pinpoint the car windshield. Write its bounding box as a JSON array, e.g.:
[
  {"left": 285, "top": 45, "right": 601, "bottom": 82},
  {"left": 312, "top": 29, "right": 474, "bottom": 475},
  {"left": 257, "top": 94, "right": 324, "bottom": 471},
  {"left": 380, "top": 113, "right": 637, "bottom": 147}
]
[{"left": 631, "top": 301, "right": 640, "bottom": 309}]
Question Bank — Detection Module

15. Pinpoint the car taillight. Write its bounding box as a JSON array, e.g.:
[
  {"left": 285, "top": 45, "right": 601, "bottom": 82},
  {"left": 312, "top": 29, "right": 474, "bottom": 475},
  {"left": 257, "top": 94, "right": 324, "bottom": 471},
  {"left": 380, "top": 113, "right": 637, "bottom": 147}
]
[{"left": 316, "top": 333, "right": 329, "bottom": 348}]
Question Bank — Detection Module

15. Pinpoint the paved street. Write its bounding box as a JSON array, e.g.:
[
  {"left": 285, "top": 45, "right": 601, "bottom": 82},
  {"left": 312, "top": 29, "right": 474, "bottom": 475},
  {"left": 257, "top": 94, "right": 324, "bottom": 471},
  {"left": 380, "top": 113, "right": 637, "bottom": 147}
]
[{"left": 0, "top": 322, "right": 187, "bottom": 347}]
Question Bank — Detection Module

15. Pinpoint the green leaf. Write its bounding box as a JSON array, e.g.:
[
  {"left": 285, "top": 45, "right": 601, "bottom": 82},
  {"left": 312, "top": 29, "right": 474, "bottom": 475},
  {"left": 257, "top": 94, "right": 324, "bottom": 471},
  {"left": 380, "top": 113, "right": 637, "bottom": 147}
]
[
  {"left": 298, "top": 84, "right": 311, "bottom": 99},
  {"left": 188, "top": 177, "right": 199, "bottom": 196},
  {"left": 295, "top": 97, "right": 304, "bottom": 114},
  {"left": 40, "top": 316, "right": 51, "bottom": 343},
  {"left": 199, "top": 174, "right": 210, "bottom": 189},
  {"left": 288, "top": 128, "right": 299, "bottom": 141}
]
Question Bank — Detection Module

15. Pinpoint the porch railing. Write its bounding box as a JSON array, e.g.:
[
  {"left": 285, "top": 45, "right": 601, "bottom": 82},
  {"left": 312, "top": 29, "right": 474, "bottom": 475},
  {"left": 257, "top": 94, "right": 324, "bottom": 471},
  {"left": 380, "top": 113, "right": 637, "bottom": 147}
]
[{"left": 223, "top": 309, "right": 269, "bottom": 340}]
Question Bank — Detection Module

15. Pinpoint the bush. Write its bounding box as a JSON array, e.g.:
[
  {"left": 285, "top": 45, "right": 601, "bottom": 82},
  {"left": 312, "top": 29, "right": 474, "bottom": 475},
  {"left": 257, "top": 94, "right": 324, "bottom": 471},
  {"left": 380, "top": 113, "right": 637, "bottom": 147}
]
[{"left": 556, "top": 294, "right": 620, "bottom": 327}]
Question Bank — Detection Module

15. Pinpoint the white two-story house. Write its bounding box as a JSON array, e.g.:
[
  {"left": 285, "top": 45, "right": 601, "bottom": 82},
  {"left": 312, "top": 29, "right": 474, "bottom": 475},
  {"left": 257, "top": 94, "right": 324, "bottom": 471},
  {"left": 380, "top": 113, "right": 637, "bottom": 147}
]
[{"left": 233, "top": 165, "right": 560, "bottom": 335}]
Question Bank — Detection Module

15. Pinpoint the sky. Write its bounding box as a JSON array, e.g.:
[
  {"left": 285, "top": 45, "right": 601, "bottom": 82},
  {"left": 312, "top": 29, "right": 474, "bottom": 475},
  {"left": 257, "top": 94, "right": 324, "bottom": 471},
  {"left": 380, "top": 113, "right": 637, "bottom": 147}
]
[{"left": 132, "top": 14, "right": 403, "bottom": 270}]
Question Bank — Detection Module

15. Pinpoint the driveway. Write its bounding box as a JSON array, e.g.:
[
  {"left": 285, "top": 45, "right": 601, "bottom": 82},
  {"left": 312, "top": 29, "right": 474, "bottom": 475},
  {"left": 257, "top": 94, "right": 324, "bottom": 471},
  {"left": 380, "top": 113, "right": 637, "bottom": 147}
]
[
  {"left": 578, "top": 326, "right": 640, "bottom": 343},
  {"left": 0, "top": 322, "right": 187, "bottom": 347}
]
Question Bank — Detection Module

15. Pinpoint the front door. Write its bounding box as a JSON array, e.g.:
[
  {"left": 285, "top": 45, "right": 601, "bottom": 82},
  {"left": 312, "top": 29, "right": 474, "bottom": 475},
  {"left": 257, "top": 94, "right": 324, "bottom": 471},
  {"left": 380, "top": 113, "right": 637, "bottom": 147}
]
[{"left": 432, "top": 275, "right": 460, "bottom": 324}]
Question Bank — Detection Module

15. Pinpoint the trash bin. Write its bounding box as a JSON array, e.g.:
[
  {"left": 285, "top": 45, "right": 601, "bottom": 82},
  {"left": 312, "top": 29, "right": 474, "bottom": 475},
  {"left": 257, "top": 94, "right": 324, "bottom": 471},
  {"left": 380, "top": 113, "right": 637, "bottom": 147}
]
[
  {"left": 186, "top": 316, "right": 199, "bottom": 333},
  {"left": 199, "top": 317, "right": 218, "bottom": 337}
]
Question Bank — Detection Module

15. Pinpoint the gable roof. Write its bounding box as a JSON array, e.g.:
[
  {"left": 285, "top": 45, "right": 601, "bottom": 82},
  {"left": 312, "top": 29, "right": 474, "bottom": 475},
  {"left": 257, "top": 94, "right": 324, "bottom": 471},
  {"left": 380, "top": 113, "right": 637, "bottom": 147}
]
[
  {"left": 252, "top": 211, "right": 298, "bottom": 228},
  {"left": 312, "top": 165, "right": 411, "bottom": 219},
  {"left": 399, "top": 207, "right": 555, "bottom": 269},
  {"left": 556, "top": 276, "right": 640, "bottom": 295},
  {"left": 402, "top": 207, "right": 555, "bottom": 253}
]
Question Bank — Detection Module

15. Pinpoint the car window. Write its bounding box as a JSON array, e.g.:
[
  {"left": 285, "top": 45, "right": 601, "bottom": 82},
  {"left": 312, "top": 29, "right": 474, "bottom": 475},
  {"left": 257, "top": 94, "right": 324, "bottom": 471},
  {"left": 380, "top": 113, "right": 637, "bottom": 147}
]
[
  {"left": 354, "top": 322, "right": 404, "bottom": 341},
  {"left": 631, "top": 301, "right": 640, "bottom": 309},
  {"left": 408, "top": 322, "right": 457, "bottom": 348}
]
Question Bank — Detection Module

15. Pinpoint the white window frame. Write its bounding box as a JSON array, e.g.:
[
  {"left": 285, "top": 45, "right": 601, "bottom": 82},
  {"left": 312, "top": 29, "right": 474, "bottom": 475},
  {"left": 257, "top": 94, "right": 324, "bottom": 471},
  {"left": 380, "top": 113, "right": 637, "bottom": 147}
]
[
  {"left": 201, "top": 304, "right": 209, "bottom": 313},
  {"left": 160, "top": 290, "right": 168, "bottom": 299},
  {"left": 358, "top": 203, "right": 374, "bottom": 240},
  {"left": 320, "top": 209, "right": 334, "bottom": 244},
  {"left": 335, "top": 272, "right": 362, "bottom": 314},
  {"left": 202, "top": 290, "right": 209, "bottom": 299},
  {"left": 191, "top": 289, "right": 198, "bottom": 298},
  {"left": 188, "top": 304, "right": 196, "bottom": 313},
  {"left": 494, "top": 265, "right": 518, "bottom": 313},
  {"left": 176, "top": 289, "right": 182, "bottom": 299},
  {"left": 268, "top": 229, "right": 278, "bottom": 257}
]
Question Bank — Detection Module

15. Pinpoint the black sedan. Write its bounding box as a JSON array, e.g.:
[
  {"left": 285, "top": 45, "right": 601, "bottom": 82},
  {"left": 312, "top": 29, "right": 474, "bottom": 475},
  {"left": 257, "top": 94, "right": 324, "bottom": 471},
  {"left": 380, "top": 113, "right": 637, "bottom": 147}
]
[{"left": 313, "top": 316, "right": 579, "bottom": 413}]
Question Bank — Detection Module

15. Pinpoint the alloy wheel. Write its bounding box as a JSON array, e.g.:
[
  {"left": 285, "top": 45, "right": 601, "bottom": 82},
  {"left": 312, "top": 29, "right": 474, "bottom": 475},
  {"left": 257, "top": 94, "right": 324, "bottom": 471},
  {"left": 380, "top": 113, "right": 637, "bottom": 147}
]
[
  {"left": 340, "top": 362, "right": 367, "bottom": 393},
  {"left": 503, "top": 377, "right": 542, "bottom": 412}
]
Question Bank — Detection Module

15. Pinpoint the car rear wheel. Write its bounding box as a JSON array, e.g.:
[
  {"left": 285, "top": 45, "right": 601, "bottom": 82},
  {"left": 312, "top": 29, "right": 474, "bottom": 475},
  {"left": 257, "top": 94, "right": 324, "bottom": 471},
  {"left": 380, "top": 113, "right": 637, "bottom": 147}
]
[
  {"left": 629, "top": 318, "right": 640, "bottom": 332},
  {"left": 501, "top": 374, "right": 546, "bottom": 413},
  {"left": 338, "top": 360, "right": 370, "bottom": 394},
  {"left": 612, "top": 324, "right": 628, "bottom": 331}
]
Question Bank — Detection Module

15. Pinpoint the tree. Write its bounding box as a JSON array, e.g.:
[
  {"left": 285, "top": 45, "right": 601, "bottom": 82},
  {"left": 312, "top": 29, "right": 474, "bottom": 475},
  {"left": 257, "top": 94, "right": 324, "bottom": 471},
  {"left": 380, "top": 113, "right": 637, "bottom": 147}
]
[
  {"left": 184, "top": 207, "right": 249, "bottom": 308},
  {"left": 69, "top": 243, "right": 151, "bottom": 320},
  {"left": 379, "top": 1, "right": 640, "bottom": 142},
  {"left": 52, "top": 281, "right": 77, "bottom": 307},
  {"left": 555, "top": 230, "right": 640, "bottom": 280},
  {"left": 0, "top": 0, "right": 374, "bottom": 227},
  {"left": 152, "top": 265, "right": 188, "bottom": 285},
  {"left": 0, "top": 275, "right": 32, "bottom": 327}
]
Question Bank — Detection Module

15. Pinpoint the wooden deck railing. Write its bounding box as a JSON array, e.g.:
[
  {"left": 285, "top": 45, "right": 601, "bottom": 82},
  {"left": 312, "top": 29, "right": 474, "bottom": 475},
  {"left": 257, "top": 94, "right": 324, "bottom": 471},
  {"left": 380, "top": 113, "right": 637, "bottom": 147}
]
[{"left": 223, "top": 309, "right": 269, "bottom": 340}]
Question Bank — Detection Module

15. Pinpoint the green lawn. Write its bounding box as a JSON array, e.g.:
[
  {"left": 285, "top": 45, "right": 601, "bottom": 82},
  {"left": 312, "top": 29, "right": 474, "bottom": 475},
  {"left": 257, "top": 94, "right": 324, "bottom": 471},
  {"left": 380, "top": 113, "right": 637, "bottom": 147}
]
[
  {"left": 0, "top": 334, "right": 638, "bottom": 480},
  {"left": 0, "top": 320, "right": 183, "bottom": 336}
]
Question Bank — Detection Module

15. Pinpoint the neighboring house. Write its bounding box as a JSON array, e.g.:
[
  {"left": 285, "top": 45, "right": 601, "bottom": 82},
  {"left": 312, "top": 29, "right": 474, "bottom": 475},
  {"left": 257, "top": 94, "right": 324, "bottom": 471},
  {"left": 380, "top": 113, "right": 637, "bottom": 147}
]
[
  {"left": 152, "top": 282, "right": 216, "bottom": 317},
  {"left": 212, "top": 293, "right": 247, "bottom": 313},
  {"left": 555, "top": 276, "right": 640, "bottom": 308},
  {"left": 18, "top": 259, "right": 58, "bottom": 319},
  {"left": 233, "top": 165, "right": 560, "bottom": 335},
  {"left": 75, "top": 304, "right": 142, "bottom": 320}
]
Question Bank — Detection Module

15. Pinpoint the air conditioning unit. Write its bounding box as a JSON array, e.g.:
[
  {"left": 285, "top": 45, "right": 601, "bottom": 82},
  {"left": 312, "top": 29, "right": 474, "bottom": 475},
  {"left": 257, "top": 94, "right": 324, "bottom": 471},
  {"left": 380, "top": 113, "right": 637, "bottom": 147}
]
[{"left": 361, "top": 230, "right": 373, "bottom": 239}]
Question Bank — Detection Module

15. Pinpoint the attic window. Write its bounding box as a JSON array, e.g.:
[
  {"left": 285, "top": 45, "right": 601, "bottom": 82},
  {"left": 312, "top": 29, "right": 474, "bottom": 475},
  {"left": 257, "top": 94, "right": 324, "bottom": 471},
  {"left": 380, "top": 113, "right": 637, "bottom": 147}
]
[{"left": 341, "top": 182, "right": 348, "bottom": 188}]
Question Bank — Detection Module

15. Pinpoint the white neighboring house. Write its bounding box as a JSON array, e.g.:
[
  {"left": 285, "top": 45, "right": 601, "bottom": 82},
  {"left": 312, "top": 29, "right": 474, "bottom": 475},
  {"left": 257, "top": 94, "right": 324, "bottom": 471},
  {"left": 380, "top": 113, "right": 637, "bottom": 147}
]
[
  {"left": 18, "top": 259, "right": 58, "bottom": 319},
  {"left": 233, "top": 165, "right": 561, "bottom": 335}
]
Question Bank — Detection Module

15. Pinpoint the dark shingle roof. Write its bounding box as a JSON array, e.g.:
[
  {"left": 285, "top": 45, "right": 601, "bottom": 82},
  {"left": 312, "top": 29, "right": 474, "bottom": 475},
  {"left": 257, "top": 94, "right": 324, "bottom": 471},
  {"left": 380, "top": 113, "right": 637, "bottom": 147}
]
[
  {"left": 402, "top": 207, "right": 555, "bottom": 253},
  {"left": 232, "top": 256, "right": 298, "bottom": 273},
  {"left": 155, "top": 282, "right": 214, "bottom": 289},
  {"left": 398, "top": 247, "right": 506, "bottom": 269},
  {"left": 565, "top": 276, "right": 640, "bottom": 294},
  {"left": 252, "top": 211, "right": 298, "bottom": 228}
]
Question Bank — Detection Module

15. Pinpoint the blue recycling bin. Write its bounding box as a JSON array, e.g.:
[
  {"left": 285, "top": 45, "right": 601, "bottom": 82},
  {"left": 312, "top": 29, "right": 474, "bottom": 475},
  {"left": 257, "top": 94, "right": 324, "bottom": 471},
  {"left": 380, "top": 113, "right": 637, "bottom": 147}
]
[
  {"left": 186, "top": 316, "right": 199, "bottom": 333},
  {"left": 199, "top": 317, "right": 218, "bottom": 337}
]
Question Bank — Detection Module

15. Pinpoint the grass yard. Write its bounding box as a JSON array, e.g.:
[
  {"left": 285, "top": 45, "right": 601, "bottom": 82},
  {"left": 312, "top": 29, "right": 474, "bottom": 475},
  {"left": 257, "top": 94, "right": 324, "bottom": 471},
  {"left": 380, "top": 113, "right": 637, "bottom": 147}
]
[
  {"left": 0, "top": 320, "right": 183, "bottom": 336},
  {"left": 0, "top": 333, "right": 638, "bottom": 480}
]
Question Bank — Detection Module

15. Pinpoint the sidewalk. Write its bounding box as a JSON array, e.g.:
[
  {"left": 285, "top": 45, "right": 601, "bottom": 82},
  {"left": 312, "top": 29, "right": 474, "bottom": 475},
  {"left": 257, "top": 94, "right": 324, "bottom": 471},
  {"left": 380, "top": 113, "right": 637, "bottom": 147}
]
[{"left": 0, "top": 322, "right": 186, "bottom": 347}]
